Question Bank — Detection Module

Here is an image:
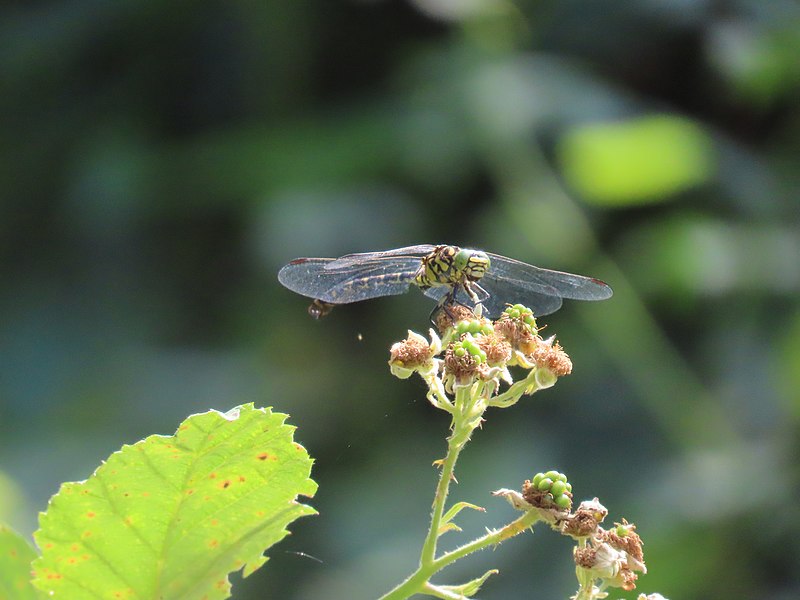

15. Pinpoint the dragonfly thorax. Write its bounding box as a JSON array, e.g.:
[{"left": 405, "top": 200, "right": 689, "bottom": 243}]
[{"left": 414, "top": 246, "right": 491, "bottom": 290}]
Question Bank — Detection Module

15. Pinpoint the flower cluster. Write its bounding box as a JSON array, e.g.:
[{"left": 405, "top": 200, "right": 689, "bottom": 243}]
[
  {"left": 495, "top": 480, "right": 646, "bottom": 598},
  {"left": 572, "top": 514, "right": 646, "bottom": 594},
  {"left": 387, "top": 304, "right": 572, "bottom": 414}
]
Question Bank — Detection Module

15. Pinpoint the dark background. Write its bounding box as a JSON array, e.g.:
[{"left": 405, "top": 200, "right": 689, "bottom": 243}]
[{"left": 2, "top": 1, "right": 799, "bottom": 598}]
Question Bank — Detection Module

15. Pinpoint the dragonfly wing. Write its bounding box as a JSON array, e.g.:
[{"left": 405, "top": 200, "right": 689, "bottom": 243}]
[
  {"left": 421, "top": 285, "right": 450, "bottom": 303},
  {"left": 324, "top": 245, "right": 435, "bottom": 270},
  {"left": 319, "top": 263, "right": 418, "bottom": 303},
  {"left": 279, "top": 256, "right": 420, "bottom": 303},
  {"left": 486, "top": 253, "right": 613, "bottom": 301},
  {"left": 422, "top": 276, "right": 564, "bottom": 317},
  {"left": 478, "top": 272, "right": 564, "bottom": 316},
  {"left": 278, "top": 258, "right": 339, "bottom": 299},
  {"left": 421, "top": 284, "right": 487, "bottom": 307}
]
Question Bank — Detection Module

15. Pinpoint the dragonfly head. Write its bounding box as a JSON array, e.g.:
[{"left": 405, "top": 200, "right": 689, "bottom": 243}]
[{"left": 455, "top": 249, "right": 491, "bottom": 282}]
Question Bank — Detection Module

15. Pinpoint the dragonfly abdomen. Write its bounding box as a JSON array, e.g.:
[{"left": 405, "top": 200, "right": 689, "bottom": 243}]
[{"left": 322, "top": 269, "right": 418, "bottom": 303}]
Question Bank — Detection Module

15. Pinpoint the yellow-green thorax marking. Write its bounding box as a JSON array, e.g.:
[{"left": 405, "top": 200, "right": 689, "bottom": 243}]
[{"left": 414, "top": 245, "right": 491, "bottom": 290}]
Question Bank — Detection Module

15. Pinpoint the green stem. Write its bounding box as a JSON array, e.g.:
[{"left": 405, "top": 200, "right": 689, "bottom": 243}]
[
  {"left": 379, "top": 509, "right": 541, "bottom": 600},
  {"left": 377, "top": 435, "right": 463, "bottom": 600},
  {"left": 422, "top": 420, "right": 469, "bottom": 563},
  {"left": 430, "top": 509, "right": 540, "bottom": 571},
  {"left": 380, "top": 383, "right": 539, "bottom": 600},
  {"left": 488, "top": 368, "right": 539, "bottom": 407}
]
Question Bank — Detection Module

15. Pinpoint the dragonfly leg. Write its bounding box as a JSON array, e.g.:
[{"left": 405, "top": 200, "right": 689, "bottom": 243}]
[
  {"left": 429, "top": 286, "right": 477, "bottom": 330},
  {"left": 466, "top": 281, "right": 490, "bottom": 304}
]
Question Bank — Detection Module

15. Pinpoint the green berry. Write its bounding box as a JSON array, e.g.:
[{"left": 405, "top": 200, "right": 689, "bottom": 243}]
[
  {"left": 545, "top": 470, "right": 561, "bottom": 481},
  {"left": 532, "top": 473, "right": 543, "bottom": 487},
  {"left": 565, "top": 482, "right": 572, "bottom": 493},
  {"left": 551, "top": 480, "right": 567, "bottom": 496},
  {"left": 554, "top": 494, "right": 572, "bottom": 510},
  {"left": 537, "top": 477, "right": 553, "bottom": 491},
  {"left": 455, "top": 346, "right": 466, "bottom": 357}
]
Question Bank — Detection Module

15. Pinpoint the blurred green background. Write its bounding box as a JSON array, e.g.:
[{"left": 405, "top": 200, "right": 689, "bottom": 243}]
[{"left": 2, "top": 0, "right": 799, "bottom": 598}]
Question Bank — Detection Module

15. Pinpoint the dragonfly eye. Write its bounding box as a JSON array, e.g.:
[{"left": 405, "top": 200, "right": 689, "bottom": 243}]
[
  {"left": 453, "top": 249, "right": 472, "bottom": 272},
  {"left": 459, "top": 251, "right": 490, "bottom": 281}
]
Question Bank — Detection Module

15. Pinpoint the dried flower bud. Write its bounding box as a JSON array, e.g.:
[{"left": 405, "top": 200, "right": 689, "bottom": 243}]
[
  {"left": 600, "top": 521, "right": 645, "bottom": 570},
  {"left": 444, "top": 338, "right": 486, "bottom": 384},
  {"left": 574, "top": 541, "right": 625, "bottom": 580},
  {"left": 433, "top": 303, "right": 479, "bottom": 333},
  {"left": 476, "top": 331, "right": 512, "bottom": 367},
  {"left": 530, "top": 336, "right": 572, "bottom": 377},
  {"left": 389, "top": 330, "right": 440, "bottom": 378},
  {"left": 562, "top": 498, "right": 608, "bottom": 538},
  {"left": 494, "top": 312, "right": 539, "bottom": 352}
]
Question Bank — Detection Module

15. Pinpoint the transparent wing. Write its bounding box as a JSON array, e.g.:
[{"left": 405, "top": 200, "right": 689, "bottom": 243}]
[
  {"left": 278, "top": 257, "right": 420, "bottom": 304},
  {"left": 422, "top": 277, "right": 563, "bottom": 317},
  {"left": 320, "top": 262, "right": 418, "bottom": 303},
  {"left": 477, "top": 273, "right": 564, "bottom": 316},
  {"left": 486, "top": 253, "right": 613, "bottom": 301},
  {"left": 323, "top": 245, "right": 435, "bottom": 270}
]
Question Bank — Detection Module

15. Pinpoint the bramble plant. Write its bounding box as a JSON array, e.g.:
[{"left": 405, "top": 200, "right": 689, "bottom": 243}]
[
  {"left": 381, "top": 302, "right": 657, "bottom": 600},
  {"left": 0, "top": 303, "right": 664, "bottom": 600}
]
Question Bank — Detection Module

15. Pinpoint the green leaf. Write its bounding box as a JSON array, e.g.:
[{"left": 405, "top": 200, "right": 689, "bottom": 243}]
[
  {"left": 438, "top": 502, "right": 485, "bottom": 536},
  {"left": 557, "top": 114, "right": 715, "bottom": 206},
  {"left": 433, "top": 569, "right": 499, "bottom": 599},
  {"left": 0, "top": 523, "right": 41, "bottom": 600},
  {"left": 33, "top": 404, "right": 317, "bottom": 600}
]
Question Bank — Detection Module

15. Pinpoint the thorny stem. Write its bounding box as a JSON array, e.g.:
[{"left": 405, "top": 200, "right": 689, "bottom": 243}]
[
  {"left": 431, "top": 509, "right": 541, "bottom": 570},
  {"left": 379, "top": 504, "right": 541, "bottom": 600},
  {"left": 423, "top": 386, "right": 477, "bottom": 564}
]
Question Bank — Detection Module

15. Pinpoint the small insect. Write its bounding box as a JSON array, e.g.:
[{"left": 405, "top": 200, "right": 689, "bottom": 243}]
[{"left": 278, "top": 244, "right": 612, "bottom": 318}]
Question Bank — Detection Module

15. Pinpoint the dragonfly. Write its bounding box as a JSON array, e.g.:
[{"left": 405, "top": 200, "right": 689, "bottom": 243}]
[{"left": 278, "top": 244, "right": 612, "bottom": 319}]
